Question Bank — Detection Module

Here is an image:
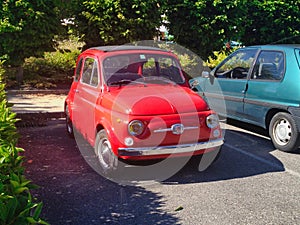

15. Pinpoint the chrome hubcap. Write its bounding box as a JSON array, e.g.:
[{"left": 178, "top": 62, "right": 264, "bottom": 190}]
[
  {"left": 97, "top": 138, "right": 112, "bottom": 170},
  {"left": 274, "top": 119, "right": 292, "bottom": 145}
]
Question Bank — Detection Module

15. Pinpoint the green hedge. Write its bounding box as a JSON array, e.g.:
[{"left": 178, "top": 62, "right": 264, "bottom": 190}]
[{"left": 0, "top": 62, "right": 48, "bottom": 225}]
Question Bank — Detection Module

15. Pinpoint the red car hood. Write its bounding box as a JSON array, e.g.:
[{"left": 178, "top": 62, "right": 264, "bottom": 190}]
[{"left": 101, "top": 85, "right": 209, "bottom": 116}]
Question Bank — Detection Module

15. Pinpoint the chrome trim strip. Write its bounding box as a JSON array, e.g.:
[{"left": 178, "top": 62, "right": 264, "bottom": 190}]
[
  {"left": 153, "top": 126, "right": 199, "bottom": 133},
  {"left": 118, "top": 138, "right": 223, "bottom": 156}
]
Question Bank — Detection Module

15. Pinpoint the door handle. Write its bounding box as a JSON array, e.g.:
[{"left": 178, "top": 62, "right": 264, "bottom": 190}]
[
  {"left": 242, "top": 83, "right": 249, "bottom": 93},
  {"left": 74, "top": 89, "right": 79, "bottom": 93}
]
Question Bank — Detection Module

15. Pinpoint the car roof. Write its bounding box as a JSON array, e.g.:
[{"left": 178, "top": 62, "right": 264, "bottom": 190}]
[
  {"left": 244, "top": 44, "right": 300, "bottom": 51},
  {"left": 89, "top": 45, "right": 168, "bottom": 53}
]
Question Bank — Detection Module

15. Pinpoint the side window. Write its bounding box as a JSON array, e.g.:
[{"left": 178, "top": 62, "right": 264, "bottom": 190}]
[
  {"left": 215, "top": 49, "right": 258, "bottom": 79},
  {"left": 142, "top": 56, "right": 184, "bottom": 83},
  {"left": 74, "top": 58, "right": 83, "bottom": 82},
  {"left": 158, "top": 57, "right": 184, "bottom": 83},
  {"left": 90, "top": 63, "right": 99, "bottom": 86},
  {"left": 81, "top": 58, "right": 99, "bottom": 87},
  {"left": 251, "top": 51, "right": 284, "bottom": 81},
  {"left": 143, "top": 57, "right": 156, "bottom": 77}
]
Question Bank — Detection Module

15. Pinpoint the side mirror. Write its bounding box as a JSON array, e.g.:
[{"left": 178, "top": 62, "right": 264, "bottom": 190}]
[
  {"left": 202, "top": 70, "right": 215, "bottom": 85},
  {"left": 202, "top": 71, "right": 209, "bottom": 78},
  {"left": 190, "top": 79, "right": 199, "bottom": 90}
]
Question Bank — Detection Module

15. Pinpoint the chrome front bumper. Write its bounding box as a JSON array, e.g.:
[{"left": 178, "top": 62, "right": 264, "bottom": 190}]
[{"left": 118, "top": 138, "right": 223, "bottom": 156}]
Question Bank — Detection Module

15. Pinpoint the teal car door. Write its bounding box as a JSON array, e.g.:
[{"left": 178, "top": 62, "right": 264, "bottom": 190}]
[
  {"left": 198, "top": 48, "right": 258, "bottom": 119},
  {"left": 244, "top": 50, "right": 287, "bottom": 127}
]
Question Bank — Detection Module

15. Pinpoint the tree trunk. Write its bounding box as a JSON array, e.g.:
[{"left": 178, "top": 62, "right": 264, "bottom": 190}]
[{"left": 16, "top": 65, "right": 24, "bottom": 85}]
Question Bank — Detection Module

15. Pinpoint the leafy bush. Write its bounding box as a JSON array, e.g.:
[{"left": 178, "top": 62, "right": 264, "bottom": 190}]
[
  {"left": 205, "top": 50, "right": 232, "bottom": 69},
  {"left": 24, "top": 49, "right": 80, "bottom": 77},
  {"left": 4, "top": 37, "right": 82, "bottom": 89},
  {"left": 205, "top": 48, "right": 239, "bottom": 69},
  {"left": 0, "top": 61, "right": 48, "bottom": 224}
]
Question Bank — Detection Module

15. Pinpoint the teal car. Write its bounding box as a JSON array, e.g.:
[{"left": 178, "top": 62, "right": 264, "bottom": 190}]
[{"left": 191, "top": 45, "right": 300, "bottom": 152}]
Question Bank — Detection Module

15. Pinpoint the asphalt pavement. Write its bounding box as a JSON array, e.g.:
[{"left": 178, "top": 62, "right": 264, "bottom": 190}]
[
  {"left": 18, "top": 119, "right": 300, "bottom": 225},
  {"left": 9, "top": 88, "right": 300, "bottom": 225}
]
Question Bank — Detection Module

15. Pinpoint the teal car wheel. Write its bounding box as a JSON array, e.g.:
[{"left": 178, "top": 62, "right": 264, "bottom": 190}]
[{"left": 269, "top": 112, "right": 300, "bottom": 152}]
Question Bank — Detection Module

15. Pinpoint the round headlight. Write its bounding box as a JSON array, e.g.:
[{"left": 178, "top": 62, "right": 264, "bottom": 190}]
[
  {"left": 206, "top": 114, "right": 219, "bottom": 129},
  {"left": 128, "top": 120, "right": 145, "bottom": 136}
]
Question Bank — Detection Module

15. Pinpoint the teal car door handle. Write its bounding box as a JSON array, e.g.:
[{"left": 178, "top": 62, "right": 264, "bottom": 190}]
[{"left": 242, "top": 83, "right": 249, "bottom": 93}]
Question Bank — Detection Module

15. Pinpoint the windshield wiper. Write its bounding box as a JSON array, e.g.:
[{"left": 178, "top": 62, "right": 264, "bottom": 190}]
[{"left": 108, "top": 79, "right": 147, "bottom": 87}]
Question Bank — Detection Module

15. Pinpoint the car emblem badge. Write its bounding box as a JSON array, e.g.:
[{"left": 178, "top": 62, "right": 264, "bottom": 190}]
[{"left": 171, "top": 124, "right": 184, "bottom": 135}]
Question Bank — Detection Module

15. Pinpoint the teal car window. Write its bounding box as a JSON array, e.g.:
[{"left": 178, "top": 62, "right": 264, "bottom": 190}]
[
  {"left": 215, "top": 49, "right": 257, "bottom": 79},
  {"left": 251, "top": 51, "right": 284, "bottom": 80}
]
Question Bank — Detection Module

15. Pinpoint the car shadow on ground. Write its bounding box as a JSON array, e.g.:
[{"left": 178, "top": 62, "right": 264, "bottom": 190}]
[{"left": 164, "top": 119, "right": 288, "bottom": 184}]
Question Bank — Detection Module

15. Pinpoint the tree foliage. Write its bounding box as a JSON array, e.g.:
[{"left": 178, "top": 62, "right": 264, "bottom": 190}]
[
  {"left": 164, "top": 0, "right": 300, "bottom": 60},
  {"left": 0, "top": 0, "right": 61, "bottom": 82},
  {"left": 0, "top": 0, "right": 299, "bottom": 83},
  {"left": 239, "top": 0, "right": 300, "bottom": 45},
  {"left": 72, "top": 0, "right": 164, "bottom": 49}
]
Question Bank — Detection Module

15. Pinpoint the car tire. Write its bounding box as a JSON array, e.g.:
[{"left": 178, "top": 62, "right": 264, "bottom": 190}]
[
  {"left": 269, "top": 112, "right": 300, "bottom": 152},
  {"left": 94, "top": 130, "right": 119, "bottom": 174},
  {"left": 65, "top": 105, "right": 74, "bottom": 138}
]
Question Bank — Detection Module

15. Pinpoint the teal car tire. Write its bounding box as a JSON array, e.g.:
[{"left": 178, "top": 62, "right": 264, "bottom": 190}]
[{"left": 269, "top": 112, "right": 300, "bottom": 152}]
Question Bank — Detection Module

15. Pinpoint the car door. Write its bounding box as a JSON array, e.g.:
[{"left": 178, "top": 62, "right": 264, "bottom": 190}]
[
  {"left": 196, "top": 48, "right": 258, "bottom": 119},
  {"left": 243, "top": 50, "right": 286, "bottom": 127},
  {"left": 73, "top": 56, "right": 101, "bottom": 143}
]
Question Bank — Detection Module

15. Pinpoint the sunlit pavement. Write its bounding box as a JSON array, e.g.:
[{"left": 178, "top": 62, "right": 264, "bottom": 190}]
[{"left": 7, "top": 89, "right": 68, "bottom": 114}]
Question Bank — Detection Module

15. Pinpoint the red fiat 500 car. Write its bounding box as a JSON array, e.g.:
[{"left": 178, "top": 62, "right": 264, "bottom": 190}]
[{"left": 65, "top": 46, "right": 223, "bottom": 173}]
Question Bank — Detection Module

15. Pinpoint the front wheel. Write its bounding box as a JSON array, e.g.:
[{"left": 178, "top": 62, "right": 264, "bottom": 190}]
[
  {"left": 269, "top": 112, "right": 300, "bottom": 152},
  {"left": 94, "top": 130, "right": 119, "bottom": 174}
]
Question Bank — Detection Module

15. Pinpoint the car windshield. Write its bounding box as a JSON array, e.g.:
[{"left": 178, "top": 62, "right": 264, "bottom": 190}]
[{"left": 103, "top": 53, "right": 185, "bottom": 86}]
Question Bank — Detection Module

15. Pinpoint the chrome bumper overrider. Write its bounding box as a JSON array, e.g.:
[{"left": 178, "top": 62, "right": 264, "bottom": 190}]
[{"left": 118, "top": 138, "right": 224, "bottom": 156}]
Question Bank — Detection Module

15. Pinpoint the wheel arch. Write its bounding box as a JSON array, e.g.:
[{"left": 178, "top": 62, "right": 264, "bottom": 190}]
[
  {"left": 96, "top": 123, "right": 105, "bottom": 134},
  {"left": 64, "top": 100, "right": 73, "bottom": 119},
  {"left": 95, "top": 122, "right": 119, "bottom": 155},
  {"left": 265, "top": 108, "right": 289, "bottom": 130},
  {"left": 64, "top": 100, "right": 68, "bottom": 114}
]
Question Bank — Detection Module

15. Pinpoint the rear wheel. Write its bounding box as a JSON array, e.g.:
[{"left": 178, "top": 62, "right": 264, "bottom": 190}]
[
  {"left": 269, "top": 112, "right": 300, "bottom": 152},
  {"left": 65, "top": 105, "right": 74, "bottom": 138}
]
